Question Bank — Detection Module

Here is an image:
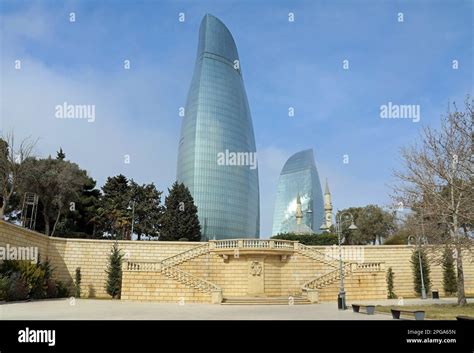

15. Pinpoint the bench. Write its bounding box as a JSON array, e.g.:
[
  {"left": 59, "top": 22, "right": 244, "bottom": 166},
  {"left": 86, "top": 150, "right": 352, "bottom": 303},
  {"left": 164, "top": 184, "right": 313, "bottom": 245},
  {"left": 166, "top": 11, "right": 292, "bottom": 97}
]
[
  {"left": 391, "top": 308, "right": 425, "bottom": 320},
  {"left": 456, "top": 316, "right": 474, "bottom": 321},
  {"left": 352, "top": 304, "right": 375, "bottom": 315}
]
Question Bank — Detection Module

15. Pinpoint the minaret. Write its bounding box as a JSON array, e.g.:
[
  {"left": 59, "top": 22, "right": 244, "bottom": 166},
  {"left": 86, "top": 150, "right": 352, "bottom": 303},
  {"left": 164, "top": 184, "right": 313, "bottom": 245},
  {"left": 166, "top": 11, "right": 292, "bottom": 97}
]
[
  {"left": 295, "top": 193, "right": 303, "bottom": 225},
  {"left": 324, "top": 179, "right": 333, "bottom": 228}
]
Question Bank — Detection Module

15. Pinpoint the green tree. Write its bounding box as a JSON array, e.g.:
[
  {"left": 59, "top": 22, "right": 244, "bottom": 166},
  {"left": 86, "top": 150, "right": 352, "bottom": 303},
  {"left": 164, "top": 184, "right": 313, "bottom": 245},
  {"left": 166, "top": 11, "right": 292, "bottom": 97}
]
[
  {"left": 339, "top": 205, "right": 396, "bottom": 245},
  {"left": 56, "top": 176, "right": 101, "bottom": 237},
  {"left": 130, "top": 181, "right": 163, "bottom": 240},
  {"left": 160, "top": 182, "right": 200, "bottom": 241},
  {"left": 20, "top": 157, "right": 88, "bottom": 236},
  {"left": 105, "top": 243, "right": 123, "bottom": 299},
  {"left": 383, "top": 213, "right": 419, "bottom": 245},
  {"left": 94, "top": 175, "right": 132, "bottom": 239},
  {"left": 56, "top": 147, "right": 66, "bottom": 161},
  {"left": 386, "top": 267, "right": 396, "bottom": 299},
  {"left": 411, "top": 248, "right": 431, "bottom": 296},
  {"left": 442, "top": 247, "right": 457, "bottom": 296}
]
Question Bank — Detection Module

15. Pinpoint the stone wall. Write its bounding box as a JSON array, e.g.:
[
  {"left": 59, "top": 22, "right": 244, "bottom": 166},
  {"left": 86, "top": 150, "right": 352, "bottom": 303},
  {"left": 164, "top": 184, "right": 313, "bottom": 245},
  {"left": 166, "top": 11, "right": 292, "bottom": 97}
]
[
  {"left": 0, "top": 221, "right": 198, "bottom": 298},
  {"left": 1, "top": 221, "right": 473, "bottom": 302},
  {"left": 121, "top": 271, "right": 212, "bottom": 303}
]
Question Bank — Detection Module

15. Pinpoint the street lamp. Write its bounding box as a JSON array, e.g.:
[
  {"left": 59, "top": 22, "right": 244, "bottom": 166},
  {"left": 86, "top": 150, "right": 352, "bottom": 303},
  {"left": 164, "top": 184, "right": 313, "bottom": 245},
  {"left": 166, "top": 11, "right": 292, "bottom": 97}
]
[
  {"left": 127, "top": 200, "right": 136, "bottom": 240},
  {"left": 320, "top": 211, "right": 358, "bottom": 310},
  {"left": 408, "top": 235, "right": 427, "bottom": 299}
]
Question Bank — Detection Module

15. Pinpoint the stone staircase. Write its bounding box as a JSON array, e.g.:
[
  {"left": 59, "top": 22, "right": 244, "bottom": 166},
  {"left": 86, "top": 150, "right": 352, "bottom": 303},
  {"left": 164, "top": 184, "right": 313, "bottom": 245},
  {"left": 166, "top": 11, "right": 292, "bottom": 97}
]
[
  {"left": 161, "top": 243, "right": 210, "bottom": 269},
  {"left": 126, "top": 243, "right": 222, "bottom": 302},
  {"left": 302, "top": 263, "right": 352, "bottom": 290},
  {"left": 125, "top": 240, "right": 384, "bottom": 305},
  {"left": 301, "top": 262, "right": 385, "bottom": 302},
  {"left": 295, "top": 243, "right": 339, "bottom": 268},
  {"left": 222, "top": 296, "right": 311, "bottom": 305},
  {"left": 161, "top": 266, "right": 220, "bottom": 293}
]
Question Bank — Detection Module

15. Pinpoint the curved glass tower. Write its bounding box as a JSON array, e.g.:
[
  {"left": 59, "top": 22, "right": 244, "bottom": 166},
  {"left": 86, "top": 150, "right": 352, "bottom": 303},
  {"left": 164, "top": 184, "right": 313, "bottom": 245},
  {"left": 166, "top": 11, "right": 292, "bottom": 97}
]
[
  {"left": 177, "top": 14, "right": 259, "bottom": 240},
  {"left": 271, "top": 149, "right": 324, "bottom": 235}
]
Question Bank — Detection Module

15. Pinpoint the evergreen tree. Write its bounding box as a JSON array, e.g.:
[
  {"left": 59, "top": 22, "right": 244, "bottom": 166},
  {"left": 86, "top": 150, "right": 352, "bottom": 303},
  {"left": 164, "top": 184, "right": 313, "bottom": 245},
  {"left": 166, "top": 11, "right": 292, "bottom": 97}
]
[
  {"left": 411, "top": 248, "right": 431, "bottom": 296},
  {"left": 75, "top": 267, "right": 81, "bottom": 298},
  {"left": 386, "top": 267, "right": 396, "bottom": 299},
  {"left": 96, "top": 175, "right": 132, "bottom": 239},
  {"left": 129, "top": 181, "right": 163, "bottom": 240},
  {"left": 56, "top": 176, "right": 101, "bottom": 237},
  {"left": 105, "top": 243, "right": 123, "bottom": 299},
  {"left": 442, "top": 247, "right": 457, "bottom": 296},
  {"left": 56, "top": 147, "right": 66, "bottom": 160},
  {"left": 160, "top": 182, "right": 201, "bottom": 241}
]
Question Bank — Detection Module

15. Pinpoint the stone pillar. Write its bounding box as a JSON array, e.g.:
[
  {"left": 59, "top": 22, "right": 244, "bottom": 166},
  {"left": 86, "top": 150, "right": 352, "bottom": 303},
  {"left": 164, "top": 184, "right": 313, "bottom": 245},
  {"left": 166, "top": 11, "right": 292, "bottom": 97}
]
[
  {"left": 306, "top": 289, "right": 320, "bottom": 303},
  {"left": 211, "top": 289, "right": 223, "bottom": 304}
]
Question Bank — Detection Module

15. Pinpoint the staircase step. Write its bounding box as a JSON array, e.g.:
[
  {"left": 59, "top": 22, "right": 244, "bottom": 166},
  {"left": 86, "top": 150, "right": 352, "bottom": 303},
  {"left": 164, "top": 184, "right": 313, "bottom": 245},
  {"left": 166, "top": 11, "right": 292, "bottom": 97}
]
[{"left": 222, "top": 296, "right": 312, "bottom": 305}]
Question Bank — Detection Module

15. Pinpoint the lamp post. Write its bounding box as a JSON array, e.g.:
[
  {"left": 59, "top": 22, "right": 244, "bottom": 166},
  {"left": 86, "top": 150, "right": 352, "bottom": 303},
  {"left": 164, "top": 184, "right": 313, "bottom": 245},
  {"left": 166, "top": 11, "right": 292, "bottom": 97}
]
[
  {"left": 408, "top": 235, "right": 427, "bottom": 299},
  {"left": 127, "top": 200, "right": 136, "bottom": 240},
  {"left": 321, "top": 211, "right": 357, "bottom": 310}
]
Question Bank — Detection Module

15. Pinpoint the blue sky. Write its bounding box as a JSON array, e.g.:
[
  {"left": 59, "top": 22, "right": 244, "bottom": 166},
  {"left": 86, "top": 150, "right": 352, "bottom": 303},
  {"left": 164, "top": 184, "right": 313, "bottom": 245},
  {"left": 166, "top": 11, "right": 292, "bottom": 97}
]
[{"left": 1, "top": 0, "right": 472, "bottom": 237}]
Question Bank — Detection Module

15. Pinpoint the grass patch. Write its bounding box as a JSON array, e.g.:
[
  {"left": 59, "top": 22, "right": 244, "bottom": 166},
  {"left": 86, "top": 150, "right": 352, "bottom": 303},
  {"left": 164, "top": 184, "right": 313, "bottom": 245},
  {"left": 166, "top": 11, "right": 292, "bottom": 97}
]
[{"left": 376, "top": 303, "right": 474, "bottom": 320}]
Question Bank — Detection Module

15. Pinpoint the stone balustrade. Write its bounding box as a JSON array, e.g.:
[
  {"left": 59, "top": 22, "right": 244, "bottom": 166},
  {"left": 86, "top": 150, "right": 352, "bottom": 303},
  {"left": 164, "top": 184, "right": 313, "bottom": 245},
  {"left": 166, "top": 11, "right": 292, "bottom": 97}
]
[
  {"left": 125, "top": 261, "right": 162, "bottom": 272},
  {"left": 353, "top": 262, "right": 384, "bottom": 272},
  {"left": 211, "top": 239, "right": 295, "bottom": 249}
]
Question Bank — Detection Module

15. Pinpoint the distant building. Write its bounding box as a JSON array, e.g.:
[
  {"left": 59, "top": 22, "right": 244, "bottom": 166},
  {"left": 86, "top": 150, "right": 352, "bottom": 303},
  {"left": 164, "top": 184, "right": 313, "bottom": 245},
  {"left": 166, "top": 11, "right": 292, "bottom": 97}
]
[
  {"left": 272, "top": 149, "right": 324, "bottom": 235},
  {"left": 324, "top": 179, "right": 333, "bottom": 229},
  {"left": 287, "top": 193, "right": 314, "bottom": 235},
  {"left": 176, "top": 14, "right": 259, "bottom": 240}
]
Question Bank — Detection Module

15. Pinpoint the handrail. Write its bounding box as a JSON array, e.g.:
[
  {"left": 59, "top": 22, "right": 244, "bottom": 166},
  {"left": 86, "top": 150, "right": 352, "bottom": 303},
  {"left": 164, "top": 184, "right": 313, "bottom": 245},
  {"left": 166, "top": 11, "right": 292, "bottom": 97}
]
[
  {"left": 302, "top": 263, "right": 352, "bottom": 290},
  {"left": 301, "top": 262, "right": 385, "bottom": 291},
  {"left": 162, "top": 266, "right": 221, "bottom": 293},
  {"left": 211, "top": 239, "right": 295, "bottom": 249},
  {"left": 296, "top": 243, "right": 339, "bottom": 268},
  {"left": 353, "top": 262, "right": 384, "bottom": 272},
  {"left": 125, "top": 261, "right": 162, "bottom": 272},
  {"left": 161, "top": 243, "right": 210, "bottom": 269}
]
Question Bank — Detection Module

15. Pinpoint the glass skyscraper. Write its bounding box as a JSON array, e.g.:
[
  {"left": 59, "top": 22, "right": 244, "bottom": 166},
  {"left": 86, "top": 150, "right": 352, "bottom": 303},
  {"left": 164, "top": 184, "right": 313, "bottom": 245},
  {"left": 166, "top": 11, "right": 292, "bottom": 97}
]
[
  {"left": 177, "top": 14, "right": 259, "bottom": 240},
  {"left": 271, "top": 149, "right": 324, "bottom": 235}
]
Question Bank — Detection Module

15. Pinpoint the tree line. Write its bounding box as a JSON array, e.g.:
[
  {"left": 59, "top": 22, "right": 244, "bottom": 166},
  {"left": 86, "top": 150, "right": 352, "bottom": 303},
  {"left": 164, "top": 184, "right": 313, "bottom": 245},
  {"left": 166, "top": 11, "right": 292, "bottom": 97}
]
[{"left": 0, "top": 142, "right": 201, "bottom": 241}]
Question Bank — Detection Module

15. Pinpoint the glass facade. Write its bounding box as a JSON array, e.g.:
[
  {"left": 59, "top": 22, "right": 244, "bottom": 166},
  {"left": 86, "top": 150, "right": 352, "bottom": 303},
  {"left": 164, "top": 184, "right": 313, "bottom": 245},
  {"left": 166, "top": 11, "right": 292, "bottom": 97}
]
[
  {"left": 271, "top": 149, "right": 324, "bottom": 235},
  {"left": 177, "top": 14, "right": 259, "bottom": 240}
]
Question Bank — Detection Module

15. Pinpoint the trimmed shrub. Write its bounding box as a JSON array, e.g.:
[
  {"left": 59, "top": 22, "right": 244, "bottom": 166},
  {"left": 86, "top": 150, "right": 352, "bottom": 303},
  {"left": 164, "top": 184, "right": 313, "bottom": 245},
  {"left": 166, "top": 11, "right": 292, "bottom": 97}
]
[
  {"left": 442, "top": 247, "right": 457, "bottom": 296},
  {"left": 75, "top": 267, "right": 81, "bottom": 298},
  {"left": 106, "top": 242, "right": 123, "bottom": 299},
  {"left": 411, "top": 248, "right": 431, "bottom": 296},
  {"left": 386, "top": 267, "right": 397, "bottom": 299}
]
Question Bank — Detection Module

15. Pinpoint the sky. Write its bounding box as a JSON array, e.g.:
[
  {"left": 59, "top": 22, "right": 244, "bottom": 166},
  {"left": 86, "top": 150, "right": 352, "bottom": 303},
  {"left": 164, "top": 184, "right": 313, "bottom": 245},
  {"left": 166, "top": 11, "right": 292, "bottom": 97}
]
[{"left": 1, "top": 0, "right": 472, "bottom": 238}]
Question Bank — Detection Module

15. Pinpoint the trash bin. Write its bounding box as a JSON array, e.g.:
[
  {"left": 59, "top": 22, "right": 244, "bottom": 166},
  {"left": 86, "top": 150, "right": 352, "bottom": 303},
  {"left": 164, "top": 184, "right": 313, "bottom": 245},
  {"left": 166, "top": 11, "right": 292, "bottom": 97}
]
[
  {"left": 337, "top": 294, "right": 346, "bottom": 310},
  {"left": 432, "top": 291, "right": 439, "bottom": 299},
  {"left": 337, "top": 295, "right": 343, "bottom": 309}
]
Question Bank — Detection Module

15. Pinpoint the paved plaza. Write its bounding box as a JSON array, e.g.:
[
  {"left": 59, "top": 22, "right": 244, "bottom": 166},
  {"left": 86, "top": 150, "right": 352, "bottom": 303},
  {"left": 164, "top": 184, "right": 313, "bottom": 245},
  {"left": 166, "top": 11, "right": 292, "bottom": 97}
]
[{"left": 0, "top": 297, "right": 466, "bottom": 320}]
